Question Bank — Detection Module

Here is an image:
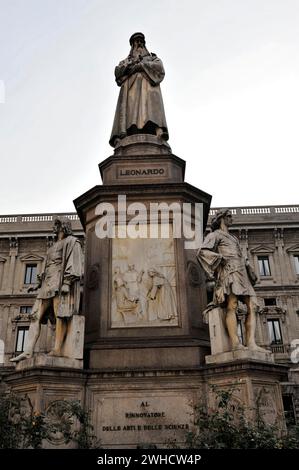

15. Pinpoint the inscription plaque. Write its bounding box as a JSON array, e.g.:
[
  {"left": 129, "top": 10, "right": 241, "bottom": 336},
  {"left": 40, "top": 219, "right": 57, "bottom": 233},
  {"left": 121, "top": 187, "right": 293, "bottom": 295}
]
[{"left": 95, "top": 393, "right": 194, "bottom": 447}]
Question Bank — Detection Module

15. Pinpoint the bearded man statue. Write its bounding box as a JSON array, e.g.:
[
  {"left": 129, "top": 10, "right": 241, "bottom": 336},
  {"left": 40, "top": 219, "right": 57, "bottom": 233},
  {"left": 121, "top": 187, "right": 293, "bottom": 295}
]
[{"left": 109, "top": 32, "right": 169, "bottom": 147}]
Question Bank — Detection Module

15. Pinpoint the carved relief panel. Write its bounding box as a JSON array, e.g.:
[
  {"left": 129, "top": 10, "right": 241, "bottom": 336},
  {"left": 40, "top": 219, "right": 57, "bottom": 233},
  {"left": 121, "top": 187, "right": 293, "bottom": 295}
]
[{"left": 111, "top": 224, "right": 178, "bottom": 328}]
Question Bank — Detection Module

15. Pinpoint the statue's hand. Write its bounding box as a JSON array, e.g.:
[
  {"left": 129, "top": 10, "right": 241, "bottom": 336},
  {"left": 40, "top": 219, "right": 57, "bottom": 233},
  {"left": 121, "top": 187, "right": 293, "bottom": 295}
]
[
  {"left": 131, "top": 63, "right": 142, "bottom": 73},
  {"left": 61, "top": 284, "right": 70, "bottom": 295},
  {"left": 27, "top": 286, "right": 39, "bottom": 293},
  {"left": 220, "top": 257, "right": 227, "bottom": 266},
  {"left": 206, "top": 280, "right": 215, "bottom": 292},
  {"left": 130, "top": 57, "right": 141, "bottom": 65},
  {"left": 37, "top": 273, "right": 44, "bottom": 286}
]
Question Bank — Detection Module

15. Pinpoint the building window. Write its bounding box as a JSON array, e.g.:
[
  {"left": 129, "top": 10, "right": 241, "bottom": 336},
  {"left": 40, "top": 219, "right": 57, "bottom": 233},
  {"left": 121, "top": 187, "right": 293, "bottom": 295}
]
[
  {"left": 267, "top": 319, "right": 282, "bottom": 345},
  {"left": 0, "top": 339, "right": 4, "bottom": 364},
  {"left": 264, "top": 298, "right": 276, "bottom": 306},
  {"left": 282, "top": 395, "right": 296, "bottom": 427},
  {"left": 20, "top": 306, "right": 32, "bottom": 314},
  {"left": 258, "top": 256, "right": 271, "bottom": 276},
  {"left": 15, "top": 327, "right": 29, "bottom": 353},
  {"left": 237, "top": 320, "right": 244, "bottom": 345},
  {"left": 24, "top": 264, "right": 37, "bottom": 284},
  {"left": 294, "top": 255, "right": 299, "bottom": 275}
]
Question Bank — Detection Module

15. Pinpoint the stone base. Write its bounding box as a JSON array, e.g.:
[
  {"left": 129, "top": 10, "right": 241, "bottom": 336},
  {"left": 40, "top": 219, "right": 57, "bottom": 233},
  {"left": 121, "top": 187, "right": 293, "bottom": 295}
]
[
  {"left": 88, "top": 342, "right": 208, "bottom": 370},
  {"left": 99, "top": 152, "right": 186, "bottom": 186},
  {"left": 6, "top": 366, "right": 204, "bottom": 448},
  {"left": 206, "top": 348, "right": 274, "bottom": 364},
  {"left": 61, "top": 315, "right": 85, "bottom": 360},
  {"left": 205, "top": 360, "right": 288, "bottom": 429},
  {"left": 5, "top": 366, "right": 85, "bottom": 449},
  {"left": 114, "top": 134, "right": 172, "bottom": 156},
  {"left": 87, "top": 369, "right": 203, "bottom": 448},
  {"left": 5, "top": 359, "right": 288, "bottom": 448},
  {"left": 207, "top": 306, "right": 231, "bottom": 354},
  {"left": 15, "top": 354, "right": 83, "bottom": 371}
]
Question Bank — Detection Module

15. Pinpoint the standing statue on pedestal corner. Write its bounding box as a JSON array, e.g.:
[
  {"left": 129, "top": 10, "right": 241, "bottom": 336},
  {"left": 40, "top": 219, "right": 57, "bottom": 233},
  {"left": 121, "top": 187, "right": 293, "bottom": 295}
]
[
  {"left": 197, "top": 209, "right": 267, "bottom": 352},
  {"left": 10, "top": 217, "right": 83, "bottom": 362},
  {"left": 109, "top": 32, "right": 169, "bottom": 147}
]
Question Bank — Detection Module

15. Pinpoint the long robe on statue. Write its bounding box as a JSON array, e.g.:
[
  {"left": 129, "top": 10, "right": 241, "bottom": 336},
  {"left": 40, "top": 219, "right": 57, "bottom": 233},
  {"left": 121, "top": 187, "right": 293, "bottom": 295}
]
[
  {"left": 37, "top": 236, "right": 83, "bottom": 320},
  {"left": 109, "top": 53, "right": 169, "bottom": 147},
  {"left": 148, "top": 272, "right": 177, "bottom": 321}
]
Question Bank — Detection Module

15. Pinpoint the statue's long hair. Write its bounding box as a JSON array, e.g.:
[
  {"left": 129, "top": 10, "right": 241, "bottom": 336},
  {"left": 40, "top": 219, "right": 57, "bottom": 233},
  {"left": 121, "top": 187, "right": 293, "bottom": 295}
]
[
  {"left": 54, "top": 217, "right": 73, "bottom": 236},
  {"left": 210, "top": 209, "right": 231, "bottom": 232}
]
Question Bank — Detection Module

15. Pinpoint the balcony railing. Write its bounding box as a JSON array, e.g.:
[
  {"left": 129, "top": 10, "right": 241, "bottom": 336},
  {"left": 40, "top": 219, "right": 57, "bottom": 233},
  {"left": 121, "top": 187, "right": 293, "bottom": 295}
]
[
  {"left": 262, "top": 343, "right": 290, "bottom": 354},
  {"left": 0, "top": 205, "right": 299, "bottom": 225},
  {"left": 210, "top": 205, "right": 299, "bottom": 218},
  {"left": 0, "top": 213, "right": 79, "bottom": 224}
]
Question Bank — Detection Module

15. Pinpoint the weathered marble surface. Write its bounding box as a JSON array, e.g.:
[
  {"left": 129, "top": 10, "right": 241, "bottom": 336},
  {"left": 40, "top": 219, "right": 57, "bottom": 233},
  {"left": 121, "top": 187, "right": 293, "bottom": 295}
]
[
  {"left": 111, "top": 227, "right": 178, "bottom": 328},
  {"left": 15, "top": 353, "right": 83, "bottom": 370},
  {"left": 206, "top": 348, "right": 274, "bottom": 364}
]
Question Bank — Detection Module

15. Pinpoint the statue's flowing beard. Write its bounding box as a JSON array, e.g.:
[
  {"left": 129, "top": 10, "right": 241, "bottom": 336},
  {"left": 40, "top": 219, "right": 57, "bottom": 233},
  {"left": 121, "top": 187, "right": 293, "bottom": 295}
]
[{"left": 130, "top": 45, "right": 149, "bottom": 59}]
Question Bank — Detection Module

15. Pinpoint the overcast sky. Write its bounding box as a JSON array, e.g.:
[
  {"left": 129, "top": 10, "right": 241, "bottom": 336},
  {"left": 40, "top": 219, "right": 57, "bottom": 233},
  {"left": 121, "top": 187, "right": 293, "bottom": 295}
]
[{"left": 0, "top": 0, "right": 298, "bottom": 215}]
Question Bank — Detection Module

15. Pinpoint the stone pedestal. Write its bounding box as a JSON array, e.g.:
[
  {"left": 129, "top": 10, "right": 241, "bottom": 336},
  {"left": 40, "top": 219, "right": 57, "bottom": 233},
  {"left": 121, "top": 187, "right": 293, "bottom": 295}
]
[
  {"left": 61, "top": 315, "right": 85, "bottom": 360},
  {"left": 6, "top": 365, "right": 205, "bottom": 448},
  {"left": 15, "top": 354, "right": 83, "bottom": 371},
  {"left": 99, "top": 136, "right": 185, "bottom": 186},
  {"left": 206, "top": 348, "right": 274, "bottom": 364},
  {"left": 204, "top": 360, "right": 288, "bottom": 428},
  {"left": 206, "top": 307, "right": 231, "bottom": 354},
  {"left": 12, "top": 315, "right": 85, "bottom": 371},
  {"left": 6, "top": 360, "right": 289, "bottom": 447},
  {"left": 86, "top": 368, "right": 204, "bottom": 448},
  {"left": 204, "top": 306, "right": 285, "bottom": 430},
  {"left": 5, "top": 367, "right": 85, "bottom": 448},
  {"left": 74, "top": 135, "right": 212, "bottom": 371}
]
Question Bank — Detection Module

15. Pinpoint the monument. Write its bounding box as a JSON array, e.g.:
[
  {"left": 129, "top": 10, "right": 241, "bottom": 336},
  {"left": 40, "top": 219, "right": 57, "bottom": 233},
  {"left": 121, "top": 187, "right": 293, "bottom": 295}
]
[
  {"left": 73, "top": 32, "right": 212, "bottom": 447},
  {"left": 10, "top": 217, "right": 84, "bottom": 369},
  {"left": 110, "top": 32, "right": 169, "bottom": 146},
  {"left": 5, "top": 34, "right": 288, "bottom": 448},
  {"left": 197, "top": 209, "right": 272, "bottom": 362}
]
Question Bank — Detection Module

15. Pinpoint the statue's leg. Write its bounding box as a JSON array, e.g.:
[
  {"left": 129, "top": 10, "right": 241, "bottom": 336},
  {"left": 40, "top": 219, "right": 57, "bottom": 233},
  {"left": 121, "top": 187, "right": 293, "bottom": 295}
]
[
  {"left": 48, "top": 296, "right": 68, "bottom": 356},
  {"left": 226, "top": 293, "right": 246, "bottom": 350},
  {"left": 10, "top": 299, "right": 50, "bottom": 362},
  {"left": 244, "top": 297, "right": 268, "bottom": 352}
]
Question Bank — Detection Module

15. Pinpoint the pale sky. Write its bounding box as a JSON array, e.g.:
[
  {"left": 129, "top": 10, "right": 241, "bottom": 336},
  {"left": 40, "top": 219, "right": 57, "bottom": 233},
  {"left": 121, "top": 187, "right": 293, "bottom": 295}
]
[{"left": 0, "top": 0, "right": 298, "bottom": 214}]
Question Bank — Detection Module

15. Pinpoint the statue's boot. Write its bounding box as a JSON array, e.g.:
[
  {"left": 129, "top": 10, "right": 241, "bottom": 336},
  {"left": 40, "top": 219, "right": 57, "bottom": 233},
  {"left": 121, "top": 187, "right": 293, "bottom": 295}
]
[
  {"left": 47, "top": 350, "right": 61, "bottom": 357},
  {"left": 10, "top": 351, "right": 33, "bottom": 363},
  {"left": 232, "top": 343, "right": 248, "bottom": 351},
  {"left": 248, "top": 343, "right": 269, "bottom": 353}
]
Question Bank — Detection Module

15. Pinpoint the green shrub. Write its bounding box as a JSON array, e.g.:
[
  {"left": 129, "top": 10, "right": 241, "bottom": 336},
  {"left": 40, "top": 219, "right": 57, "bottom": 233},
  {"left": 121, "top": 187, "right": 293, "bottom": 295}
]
[
  {"left": 185, "top": 388, "right": 299, "bottom": 449},
  {"left": 0, "top": 392, "right": 100, "bottom": 449}
]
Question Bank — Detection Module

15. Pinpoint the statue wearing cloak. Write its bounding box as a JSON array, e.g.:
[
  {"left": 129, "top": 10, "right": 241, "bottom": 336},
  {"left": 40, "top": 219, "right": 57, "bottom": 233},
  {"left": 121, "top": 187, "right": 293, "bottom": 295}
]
[
  {"left": 197, "top": 229, "right": 257, "bottom": 306},
  {"left": 10, "top": 217, "right": 83, "bottom": 362},
  {"left": 110, "top": 33, "right": 169, "bottom": 147}
]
